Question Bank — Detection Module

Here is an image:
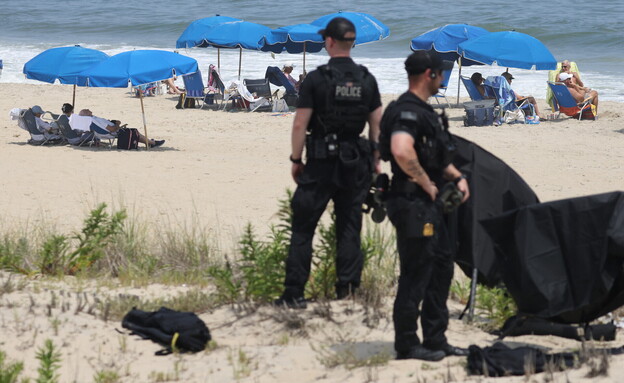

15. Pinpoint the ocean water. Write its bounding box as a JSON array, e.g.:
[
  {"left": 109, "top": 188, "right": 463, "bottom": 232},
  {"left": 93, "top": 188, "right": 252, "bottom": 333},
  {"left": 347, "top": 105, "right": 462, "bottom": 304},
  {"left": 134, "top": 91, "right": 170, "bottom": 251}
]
[{"left": 1, "top": 0, "right": 622, "bottom": 101}]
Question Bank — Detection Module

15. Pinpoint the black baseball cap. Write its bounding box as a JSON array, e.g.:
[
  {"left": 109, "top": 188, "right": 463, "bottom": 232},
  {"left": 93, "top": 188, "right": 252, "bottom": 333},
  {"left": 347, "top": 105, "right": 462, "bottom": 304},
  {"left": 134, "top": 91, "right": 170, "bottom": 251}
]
[
  {"left": 501, "top": 72, "right": 514, "bottom": 81},
  {"left": 318, "top": 17, "right": 356, "bottom": 41},
  {"left": 405, "top": 51, "right": 453, "bottom": 75}
]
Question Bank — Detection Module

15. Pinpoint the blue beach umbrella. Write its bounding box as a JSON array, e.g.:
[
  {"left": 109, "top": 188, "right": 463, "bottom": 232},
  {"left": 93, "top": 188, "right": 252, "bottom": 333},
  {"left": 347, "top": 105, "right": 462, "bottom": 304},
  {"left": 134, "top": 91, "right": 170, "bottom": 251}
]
[
  {"left": 261, "top": 23, "right": 325, "bottom": 72},
  {"left": 176, "top": 15, "right": 241, "bottom": 49},
  {"left": 176, "top": 15, "right": 241, "bottom": 72},
  {"left": 23, "top": 45, "right": 109, "bottom": 106},
  {"left": 458, "top": 31, "right": 557, "bottom": 70},
  {"left": 77, "top": 50, "right": 198, "bottom": 149},
  {"left": 311, "top": 11, "right": 390, "bottom": 46},
  {"left": 200, "top": 20, "right": 272, "bottom": 79},
  {"left": 410, "top": 24, "right": 489, "bottom": 105}
]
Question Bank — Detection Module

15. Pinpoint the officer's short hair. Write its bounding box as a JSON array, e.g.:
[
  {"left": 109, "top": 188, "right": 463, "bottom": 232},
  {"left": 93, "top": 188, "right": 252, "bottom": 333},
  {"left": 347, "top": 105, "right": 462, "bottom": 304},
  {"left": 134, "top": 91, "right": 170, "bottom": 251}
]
[
  {"left": 404, "top": 51, "right": 453, "bottom": 76},
  {"left": 318, "top": 17, "right": 356, "bottom": 42}
]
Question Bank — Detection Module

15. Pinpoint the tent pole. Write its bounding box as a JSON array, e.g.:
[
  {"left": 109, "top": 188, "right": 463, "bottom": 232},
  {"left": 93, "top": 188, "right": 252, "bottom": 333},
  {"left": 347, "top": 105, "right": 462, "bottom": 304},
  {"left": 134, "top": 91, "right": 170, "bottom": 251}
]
[
  {"left": 72, "top": 84, "right": 76, "bottom": 108},
  {"left": 139, "top": 92, "right": 149, "bottom": 151},
  {"left": 238, "top": 47, "right": 242, "bottom": 80},
  {"left": 457, "top": 57, "right": 462, "bottom": 106},
  {"left": 468, "top": 267, "right": 478, "bottom": 322}
]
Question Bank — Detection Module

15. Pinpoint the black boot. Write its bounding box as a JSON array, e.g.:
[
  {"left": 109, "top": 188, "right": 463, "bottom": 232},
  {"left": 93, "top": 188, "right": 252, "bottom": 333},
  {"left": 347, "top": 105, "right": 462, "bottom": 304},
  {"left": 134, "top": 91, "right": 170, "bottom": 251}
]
[
  {"left": 396, "top": 345, "right": 445, "bottom": 361},
  {"left": 272, "top": 295, "right": 307, "bottom": 309},
  {"left": 431, "top": 343, "right": 469, "bottom": 356}
]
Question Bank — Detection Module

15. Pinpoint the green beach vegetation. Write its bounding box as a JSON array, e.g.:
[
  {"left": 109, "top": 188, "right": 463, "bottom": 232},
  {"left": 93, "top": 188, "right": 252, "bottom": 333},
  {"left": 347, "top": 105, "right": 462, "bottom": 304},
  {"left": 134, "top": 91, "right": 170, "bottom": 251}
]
[
  {"left": 0, "top": 193, "right": 550, "bottom": 380},
  {"left": 0, "top": 194, "right": 520, "bottom": 324}
]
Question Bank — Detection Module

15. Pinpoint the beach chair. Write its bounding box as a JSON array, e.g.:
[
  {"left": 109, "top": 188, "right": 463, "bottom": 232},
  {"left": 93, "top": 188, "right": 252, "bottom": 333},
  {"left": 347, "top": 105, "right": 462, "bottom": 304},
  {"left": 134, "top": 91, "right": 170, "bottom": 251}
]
[
  {"left": 265, "top": 66, "right": 298, "bottom": 106},
  {"left": 547, "top": 81, "right": 595, "bottom": 120},
  {"left": 484, "top": 76, "right": 535, "bottom": 122},
  {"left": 432, "top": 64, "right": 454, "bottom": 107},
  {"left": 242, "top": 78, "right": 273, "bottom": 112},
  {"left": 206, "top": 64, "right": 226, "bottom": 109},
  {"left": 56, "top": 114, "right": 94, "bottom": 146},
  {"left": 181, "top": 70, "right": 211, "bottom": 109},
  {"left": 460, "top": 76, "right": 485, "bottom": 101},
  {"left": 133, "top": 82, "right": 161, "bottom": 97},
  {"left": 18, "top": 108, "right": 64, "bottom": 145}
]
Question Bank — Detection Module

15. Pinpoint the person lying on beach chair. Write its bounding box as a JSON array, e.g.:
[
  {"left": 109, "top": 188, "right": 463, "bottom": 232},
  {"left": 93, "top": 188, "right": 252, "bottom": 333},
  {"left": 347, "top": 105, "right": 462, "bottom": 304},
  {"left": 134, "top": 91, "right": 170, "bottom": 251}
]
[
  {"left": 501, "top": 72, "right": 543, "bottom": 118},
  {"left": 57, "top": 103, "right": 94, "bottom": 146},
  {"left": 559, "top": 73, "right": 599, "bottom": 114},
  {"left": 78, "top": 109, "right": 165, "bottom": 148},
  {"left": 31, "top": 105, "right": 62, "bottom": 137}
]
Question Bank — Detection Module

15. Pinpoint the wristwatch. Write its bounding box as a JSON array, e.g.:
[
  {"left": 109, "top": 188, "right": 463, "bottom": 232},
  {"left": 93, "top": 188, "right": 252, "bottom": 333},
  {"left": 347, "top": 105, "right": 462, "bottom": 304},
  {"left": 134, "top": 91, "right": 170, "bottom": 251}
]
[
  {"left": 454, "top": 174, "right": 468, "bottom": 184},
  {"left": 289, "top": 155, "right": 303, "bottom": 164}
]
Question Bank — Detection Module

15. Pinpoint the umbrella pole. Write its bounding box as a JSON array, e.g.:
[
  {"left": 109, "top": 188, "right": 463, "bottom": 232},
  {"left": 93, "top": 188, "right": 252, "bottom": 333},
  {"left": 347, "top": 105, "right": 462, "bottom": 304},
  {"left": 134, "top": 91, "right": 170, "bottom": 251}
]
[
  {"left": 218, "top": 48, "right": 221, "bottom": 73},
  {"left": 457, "top": 57, "right": 462, "bottom": 106},
  {"left": 238, "top": 47, "right": 242, "bottom": 80},
  {"left": 139, "top": 92, "right": 149, "bottom": 151},
  {"left": 72, "top": 84, "right": 76, "bottom": 108},
  {"left": 303, "top": 42, "right": 306, "bottom": 74}
]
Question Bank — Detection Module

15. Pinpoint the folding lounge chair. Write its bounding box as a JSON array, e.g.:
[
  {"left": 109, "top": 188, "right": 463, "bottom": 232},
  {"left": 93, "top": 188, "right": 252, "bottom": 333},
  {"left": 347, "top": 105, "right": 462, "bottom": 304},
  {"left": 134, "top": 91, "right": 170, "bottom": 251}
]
[
  {"left": 19, "top": 108, "right": 64, "bottom": 145},
  {"left": 432, "top": 64, "right": 454, "bottom": 107},
  {"left": 484, "top": 76, "right": 534, "bottom": 123},
  {"left": 206, "top": 64, "right": 226, "bottom": 109},
  {"left": 70, "top": 114, "right": 116, "bottom": 148},
  {"left": 265, "top": 66, "right": 298, "bottom": 106},
  {"left": 460, "top": 76, "right": 485, "bottom": 101},
  {"left": 242, "top": 78, "right": 273, "bottom": 112},
  {"left": 547, "top": 81, "right": 595, "bottom": 120},
  {"left": 56, "top": 115, "right": 94, "bottom": 146},
  {"left": 181, "top": 70, "right": 211, "bottom": 109}
]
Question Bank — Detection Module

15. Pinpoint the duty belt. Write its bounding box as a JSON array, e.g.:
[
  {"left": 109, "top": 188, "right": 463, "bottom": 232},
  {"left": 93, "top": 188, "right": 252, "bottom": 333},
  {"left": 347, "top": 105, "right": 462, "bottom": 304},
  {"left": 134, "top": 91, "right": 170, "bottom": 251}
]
[
  {"left": 305, "top": 135, "right": 364, "bottom": 160},
  {"left": 390, "top": 178, "right": 424, "bottom": 195}
]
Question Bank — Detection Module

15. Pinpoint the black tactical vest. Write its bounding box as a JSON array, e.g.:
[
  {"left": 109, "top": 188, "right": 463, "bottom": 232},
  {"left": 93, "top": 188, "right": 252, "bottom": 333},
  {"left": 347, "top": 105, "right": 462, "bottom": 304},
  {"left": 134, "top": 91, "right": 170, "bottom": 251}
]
[
  {"left": 379, "top": 96, "right": 456, "bottom": 172},
  {"left": 315, "top": 64, "right": 371, "bottom": 137}
]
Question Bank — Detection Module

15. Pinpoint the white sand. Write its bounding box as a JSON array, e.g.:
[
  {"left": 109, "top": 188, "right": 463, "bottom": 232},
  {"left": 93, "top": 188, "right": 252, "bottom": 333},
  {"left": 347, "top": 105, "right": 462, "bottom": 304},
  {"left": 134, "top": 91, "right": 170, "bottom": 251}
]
[{"left": 0, "top": 83, "right": 623, "bottom": 382}]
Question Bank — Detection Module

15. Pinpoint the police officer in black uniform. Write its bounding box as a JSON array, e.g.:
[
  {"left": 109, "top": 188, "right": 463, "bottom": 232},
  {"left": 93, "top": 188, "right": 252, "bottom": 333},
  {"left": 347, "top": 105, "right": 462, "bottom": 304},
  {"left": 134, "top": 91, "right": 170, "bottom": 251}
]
[
  {"left": 274, "top": 17, "right": 382, "bottom": 309},
  {"left": 379, "top": 51, "right": 470, "bottom": 360}
]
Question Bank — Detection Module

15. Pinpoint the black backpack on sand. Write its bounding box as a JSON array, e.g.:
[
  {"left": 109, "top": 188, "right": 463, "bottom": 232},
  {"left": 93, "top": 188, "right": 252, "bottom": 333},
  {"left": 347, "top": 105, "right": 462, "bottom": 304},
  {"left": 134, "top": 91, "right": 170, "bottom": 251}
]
[
  {"left": 122, "top": 307, "right": 211, "bottom": 355},
  {"left": 117, "top": 127, "right": 140, "bottom": 150}
]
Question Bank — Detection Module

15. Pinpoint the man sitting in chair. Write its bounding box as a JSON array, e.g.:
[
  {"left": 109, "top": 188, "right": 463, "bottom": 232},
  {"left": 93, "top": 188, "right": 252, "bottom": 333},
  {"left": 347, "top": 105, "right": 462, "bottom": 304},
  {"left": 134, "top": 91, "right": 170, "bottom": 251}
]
[
  {"left": 501, "top": 72, "right": 543, "bottom": 119},
  {"left": 79, "top": 109, "right": 165, "bottom": 148},
  {"left": 556, "top": 60, "right": 583, "bottom": 87},
  {"left": 559, "top": 73, "right": 599, "bottom": 114},
  {"left": 31, "top": 105, "right": 61, "bottom": 137}
]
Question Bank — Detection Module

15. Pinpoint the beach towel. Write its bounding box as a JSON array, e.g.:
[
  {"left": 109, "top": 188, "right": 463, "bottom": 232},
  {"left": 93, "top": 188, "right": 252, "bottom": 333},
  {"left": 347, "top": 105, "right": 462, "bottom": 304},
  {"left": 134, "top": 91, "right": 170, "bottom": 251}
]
[
  {"left": 91, "top": 116, "right": 112, "bottom": 130},
  {"left": 547, "top": 62, "right": 581, "bottom": 110},
  {"left": 69, "top": 114, "right": 93, "bottom": 132},
  {"left": 10, "top": 108, "right": 28, "bottom": 131}
]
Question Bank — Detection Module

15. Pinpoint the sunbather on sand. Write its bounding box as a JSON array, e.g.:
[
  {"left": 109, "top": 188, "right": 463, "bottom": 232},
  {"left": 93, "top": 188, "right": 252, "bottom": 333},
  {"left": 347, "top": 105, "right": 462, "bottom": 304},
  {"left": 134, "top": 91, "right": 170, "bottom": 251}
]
[
  {"left": 560, "top": 73, "right": 599, "bottom": 114},
  {"left": 501, "top": 72, "right": 543, "bottom": 118},
  {"left": 556, "top": 60, "right": 584, "bottom": 87},
  {"left": 78, "top": 109, "right": 165, "bottom": 147}
]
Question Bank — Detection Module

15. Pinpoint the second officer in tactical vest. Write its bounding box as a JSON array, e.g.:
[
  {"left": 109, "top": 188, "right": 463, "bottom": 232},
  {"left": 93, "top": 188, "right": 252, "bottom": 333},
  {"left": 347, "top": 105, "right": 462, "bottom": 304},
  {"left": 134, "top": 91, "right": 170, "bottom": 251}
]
[
  {"left": 274, "top": 17, "right": 382, "bottom": 309},
  {"left": 379, "top": 51, "right": 470, "bottom": 361}
]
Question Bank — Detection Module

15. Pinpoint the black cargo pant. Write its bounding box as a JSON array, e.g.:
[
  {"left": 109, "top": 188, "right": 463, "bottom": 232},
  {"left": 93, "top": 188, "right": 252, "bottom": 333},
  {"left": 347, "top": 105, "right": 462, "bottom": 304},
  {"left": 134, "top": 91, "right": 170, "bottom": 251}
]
[
  {"left": 388, "top": 195, "right": 454, "bottom": 354},
  {"left": 283, "top": 153, "right": 372, "bottom": 299}
]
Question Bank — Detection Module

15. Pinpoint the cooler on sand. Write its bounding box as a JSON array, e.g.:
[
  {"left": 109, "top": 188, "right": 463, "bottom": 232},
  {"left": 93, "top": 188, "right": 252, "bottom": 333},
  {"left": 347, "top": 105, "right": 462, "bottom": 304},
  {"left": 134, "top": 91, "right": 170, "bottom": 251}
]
[{"left": 463, "top": 100, "right": 496, "bottom": 126}]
